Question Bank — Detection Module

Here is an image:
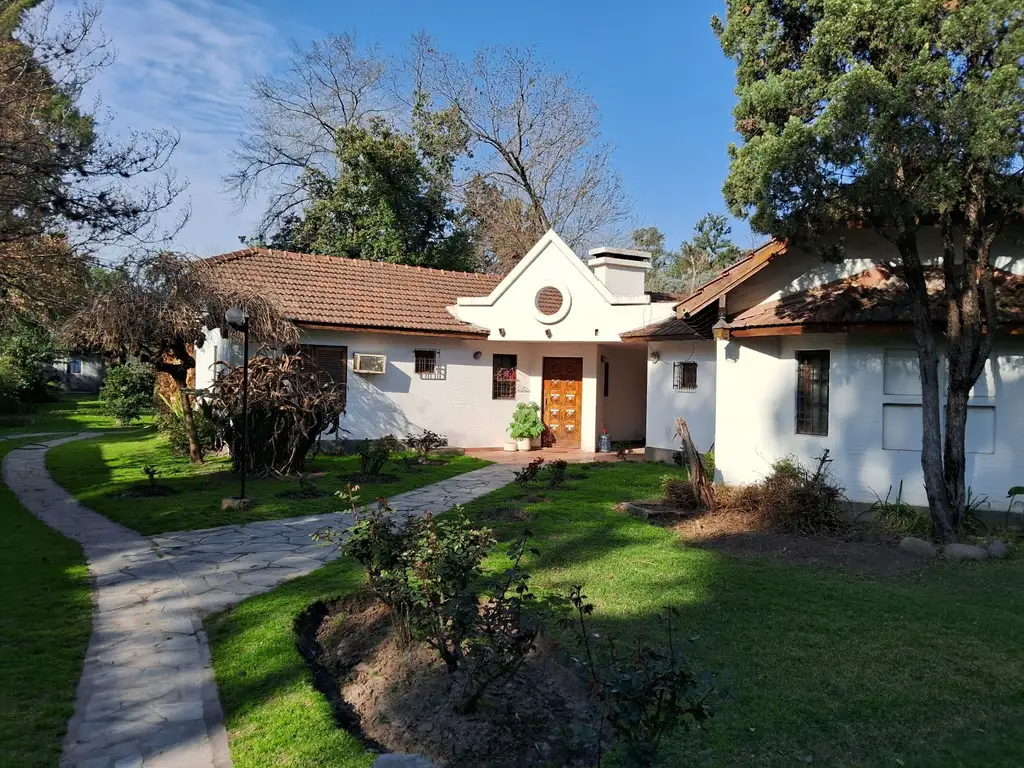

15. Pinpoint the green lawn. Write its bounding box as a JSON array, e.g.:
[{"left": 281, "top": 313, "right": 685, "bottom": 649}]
[
  {"left": 206, "top": 461, "right": 1024, "bottom": 768},
  {"left": 0, "top": 395, "right": 121, "bottom": 436},
  {"left": 0, "top": 436, "right": 93, "bottom": 768},
  {"left": 47, "top": 428, "right": 491, "bottom": 535}
]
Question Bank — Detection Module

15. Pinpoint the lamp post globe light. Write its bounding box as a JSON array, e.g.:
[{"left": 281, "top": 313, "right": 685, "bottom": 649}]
[{"left": 225, "top": 307, "right": 249, "bottom": 502}]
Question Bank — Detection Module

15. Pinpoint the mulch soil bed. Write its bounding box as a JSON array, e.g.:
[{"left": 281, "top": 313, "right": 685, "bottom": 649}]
[{"left": 300, "top": 593, "right": 601, "bottom": 768}]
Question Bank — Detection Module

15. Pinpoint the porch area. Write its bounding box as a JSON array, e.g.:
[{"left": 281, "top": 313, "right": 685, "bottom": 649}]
[{"left": 465, "top": 444, "right": 647, "bottom": 465}]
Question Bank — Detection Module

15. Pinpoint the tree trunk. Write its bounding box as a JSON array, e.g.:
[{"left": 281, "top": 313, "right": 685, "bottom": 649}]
[
  {"left": 175, "top": 377, "right": 204, "bottom": 464},
  {"left": 895, "top": 231, "right": 952, "bottom": 540}
]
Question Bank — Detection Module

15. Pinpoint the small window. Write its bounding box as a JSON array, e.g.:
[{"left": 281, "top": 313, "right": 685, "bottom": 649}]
[
  {"left": 603, "top": 360, "right": 610, "bottom": 397},
  {"left": 796, "top": 350, "right": 830, "bottom": 436},
  {"left": 68, "top": 359, "right": 82, "bottom": 374},
  {"left": 301, "top": 345, "right": 348, "bottom": 395},
  {"left": 414, "top": 349, "right": 438, "bottom": 375},
  {"left": 492, "top": 354, "right": 518, "bottom": 400},
  {"left": 673, "top": 361, "right": 697, "bottom": 392}
]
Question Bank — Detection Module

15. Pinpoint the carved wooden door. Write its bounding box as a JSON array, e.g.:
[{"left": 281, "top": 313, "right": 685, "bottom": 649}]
[{"left": 542, "top": 357, "right": 583, "bottom": 449}]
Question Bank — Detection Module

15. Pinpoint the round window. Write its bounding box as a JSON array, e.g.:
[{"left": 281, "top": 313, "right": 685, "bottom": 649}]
[{"left": 535, "top": 286, "right": 564, "bottom": 316}]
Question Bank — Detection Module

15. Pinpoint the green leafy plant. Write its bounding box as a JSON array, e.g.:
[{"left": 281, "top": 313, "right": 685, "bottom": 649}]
[
  {"left": 566, "top": 585, "right": 722, "bottom": 767},
  {"left": 315, "top": 493, "right": 543, "bottom": 714},
  {"left": 142, "top": 464, "right": 159, "bottom": 489},
  {"left": 99, "top": 362, "right": 155, "bottom": 425},
  {"left": 507, "top": 401, "right": 544, "bottom": 440},
  {"left": 356, "top": 435, "right": 402, "bottom": 477},
  {"left": 868, "top": 481, "right": 929, "bottom": 536},
  {"left": 405, "top": 429, "right": 448, "bottom": 461},
  {"left": 513, "top": 457, "right": 545, "bottom": 487},
  {"left": 155, "top": 394, "right": 220, "bottom": 456},
  {"left": 963, "top": 487, "right": 991, "bottom": 536},
  {"left": 1007, "top": 487, "right": 1024, "bottom": 529},
  {"left": 613, "top": 441, "right": 633, "bottom": 461}
]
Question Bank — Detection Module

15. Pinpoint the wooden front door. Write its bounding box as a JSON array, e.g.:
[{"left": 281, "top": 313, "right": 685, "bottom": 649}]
[{"left": 542, "top": 357, "right": 583, "bottom": 449}]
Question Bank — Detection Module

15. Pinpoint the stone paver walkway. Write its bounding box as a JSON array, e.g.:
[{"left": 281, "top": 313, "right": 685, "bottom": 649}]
[{"left": 3, "top": 433, "right": 516, "bottom": 767}]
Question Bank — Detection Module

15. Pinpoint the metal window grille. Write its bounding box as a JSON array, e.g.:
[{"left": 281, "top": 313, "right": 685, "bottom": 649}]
[
  {"left": 492, "top": 353, "right": 518, "bottom": 400},
  {"left": 673, "top": 361, "right": 697, "bottom": 391},
  {"left": 414, "top": 349, "right": 438, "bottom": 375},
  {"left": 796, "top": 350, "right": 830, "bottom": 436}
]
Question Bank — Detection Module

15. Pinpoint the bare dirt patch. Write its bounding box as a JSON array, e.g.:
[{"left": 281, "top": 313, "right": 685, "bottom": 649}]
[
  {"left": 674, "top": 508, "right": 920, "bottom": 573},
  {"left": 300, "top": 594, "right": 600, "bottom": 768}
]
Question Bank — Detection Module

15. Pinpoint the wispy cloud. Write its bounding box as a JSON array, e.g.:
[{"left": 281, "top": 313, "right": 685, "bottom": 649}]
[{"left": 84, "top": 0, "right": 280, "bottom": 255}]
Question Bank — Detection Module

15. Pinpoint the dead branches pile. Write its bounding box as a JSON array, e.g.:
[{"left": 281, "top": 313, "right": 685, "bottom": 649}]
[{"left": 209, "top": 351, "right": 345, "bottom": 475}]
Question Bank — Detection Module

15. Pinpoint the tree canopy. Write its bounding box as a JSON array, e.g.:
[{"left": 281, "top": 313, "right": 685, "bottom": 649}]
[
  {"left": 714, "top": 0, "right": 1023, "bottom": 538},
  {"left": 638, "top": 214, "right": 744, "bottom": 295}
]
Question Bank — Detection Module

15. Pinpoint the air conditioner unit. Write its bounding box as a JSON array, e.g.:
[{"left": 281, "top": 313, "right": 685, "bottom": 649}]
[{"left": 353, "top": 353, "right": 387, "bottom": 374}]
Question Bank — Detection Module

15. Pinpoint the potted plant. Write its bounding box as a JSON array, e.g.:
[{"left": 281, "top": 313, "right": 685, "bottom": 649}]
[{"left": 508, "top": 401, "right": 544, "bottom": 451}]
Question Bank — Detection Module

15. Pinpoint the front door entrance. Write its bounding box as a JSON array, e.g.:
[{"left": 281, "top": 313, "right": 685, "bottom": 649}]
[{"left": 542, "top": 357, "right": 583, "bottom": 449}]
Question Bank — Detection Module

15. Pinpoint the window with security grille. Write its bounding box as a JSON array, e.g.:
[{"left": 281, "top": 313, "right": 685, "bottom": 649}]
[
  {"left": 492, "top": 354, "right": 518, "bottom": 399},
  {"left": 673, "top": 361, "right": 697, "bottom": 391},
  {"left": 300, "top": 345, "right": 348, "bottom": 399},
  {"left": 414, "top": 349, "right": 438, "bottom": 375},
  {"left": 796, "top": 350, "right": 830, "bottom": 436}
]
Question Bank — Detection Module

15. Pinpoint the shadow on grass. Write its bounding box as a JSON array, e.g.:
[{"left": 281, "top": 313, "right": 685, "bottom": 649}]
[{"left": 207, "top": 461, "right": 1024, "bottom": 767}]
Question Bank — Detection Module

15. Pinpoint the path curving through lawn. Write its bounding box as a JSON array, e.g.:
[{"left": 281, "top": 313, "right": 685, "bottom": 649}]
[{"left": 4, "top": 433, "right": 516, "bottom": 768}]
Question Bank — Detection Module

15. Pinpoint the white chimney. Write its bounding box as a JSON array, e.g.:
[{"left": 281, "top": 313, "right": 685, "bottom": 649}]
[{"left": 587, "top": 246, "right": 651, "bottom": 297}]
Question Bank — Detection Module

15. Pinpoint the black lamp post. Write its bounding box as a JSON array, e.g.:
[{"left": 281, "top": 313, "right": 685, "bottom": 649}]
[{"left": 225, "top": 307, "right": 250, "bottom": 501}]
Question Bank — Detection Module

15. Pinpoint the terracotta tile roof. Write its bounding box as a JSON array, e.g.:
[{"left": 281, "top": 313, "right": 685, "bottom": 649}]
[
  {"left": 203, "top": 248, "right": 502, "bottom": 336},
  {"left": 621, "top": 305, "right": 718, "bottom": 339},
  {"left": 729, "top": 265, "right": 1024, "bottom": 330},
  {"left": 675, "top": 239, "right": 787, "bottom": 317}
]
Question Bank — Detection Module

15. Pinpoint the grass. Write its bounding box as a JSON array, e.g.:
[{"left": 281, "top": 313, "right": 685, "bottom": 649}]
[
  {"left": 206, "top": 461, "right": 1024, "bottom": 768},
  {"left": 0, "top": 395, "right": 122, "bottom": 436},
  {"left": 47, "top": 427, "right": 491, "bottom": 535},
  {"left": 0, "top": 435, "right": 93, "bottom": 768}
]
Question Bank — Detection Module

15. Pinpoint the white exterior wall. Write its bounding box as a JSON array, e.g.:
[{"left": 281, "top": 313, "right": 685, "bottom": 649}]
[
  {"left": 644, "top": 341, "right": 717, "bottom": 456},
  {"left": 195, "top": 328, "right": 628, "bottom": 450},
  {"left": 715, "top": 332, "right": 1024, "bottom": 506}
]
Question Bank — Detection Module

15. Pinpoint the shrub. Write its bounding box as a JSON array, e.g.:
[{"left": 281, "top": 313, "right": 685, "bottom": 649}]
[
  {"left": 662, "top": 475, "right": 698, "bottom": 509},
  {"left": 155, "top": 396, "right": 220, "bottom": 456},
  {"left": 100, "top": 362, "right": 155, "bottom": 425},
  {"left": 513, "top": 457, "right": 545, "bottom": 487},
  {"left": 548, "top": 459, "right": 568, "bottom": 488},
  {"left": 315, "top": 497, "right": 542, "bottom": 714},
  {"left": 507, "top": 401, "right": 544, "bottom": 440},
  {"left": 357, "top": 435, "right": 402, "bottom": 476},
  {"left": 717, "top": 449, "right": 846, "bottom": 534},
  {"left": 405, "top": 429, "right": 448, "bottom": 461},
  {"left": 0, "top": 320, "right": 60, "bottom": 404},
  {"left": 613, "top": 441, "right": 633, "bottom": 461},
  {"left": 566, "top": 585, "right": 722, "bottom": 767},
  {"left": 0, "top": 357, "right": 29, "bottom": 415},
  {"left": 702, "top": 448, "right": 716, "bottom": 481}
]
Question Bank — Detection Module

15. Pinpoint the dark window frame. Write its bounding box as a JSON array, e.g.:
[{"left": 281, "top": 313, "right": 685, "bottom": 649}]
[
  {"left": 492, "top": 353, "right": 518, "bottom": 400},
  {"left": 68, "top": 358, "right": 83, "bottom": 374},
  {"left": 795, "top": 350, "right": 830, "bottom": 436},
  {"left": 673, "top": 361, "right": 698, "bottom": 392},
  {"left": 414, "top": 348, "right": 439, "bottom": 375}
]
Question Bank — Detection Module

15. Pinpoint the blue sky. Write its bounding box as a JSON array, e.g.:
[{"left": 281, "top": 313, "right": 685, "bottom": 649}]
[{"left": 86, "top": 0, "right": 754, "bottom": 259}]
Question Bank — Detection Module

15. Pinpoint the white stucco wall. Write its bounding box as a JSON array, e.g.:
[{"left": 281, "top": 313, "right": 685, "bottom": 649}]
[
  {"left": 644, "top": 340, "right": 717, "bottom": 456},
  {"left": 195, "top": 328, "right": 627, "bottom": 450},
  {"left": 714, "top": 332, "right": 1024, "bottom": 506},
  {"left": 453, "top": 231, "right": 674, "bottom": 343}
]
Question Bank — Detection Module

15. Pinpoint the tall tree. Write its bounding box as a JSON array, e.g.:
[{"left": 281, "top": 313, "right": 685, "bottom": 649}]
[
  {"left": 227, "top": 32, "right": 397, "bottom": 239},
  {"left": 264, "top": 108, "right": 476, "bottom": 270},
  {"left": 635, "top": 214, "right": 743, "bottom": 295},
  {"left": 0, "top": 0, "right": 182, "bottom": 322},
  {"left": 65, "top": 254, "right": 295, "bottom": 463},
  {"left": 714, "top": 0, "right": 1023, "bottom": 540},
  {"left": 423, "top": 44, "right": 630, "bottom": 269}
]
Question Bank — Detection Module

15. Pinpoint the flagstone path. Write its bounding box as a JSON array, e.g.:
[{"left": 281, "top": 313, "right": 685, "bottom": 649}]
[{"left": 3, "top": 433, "right": 516, "bottom": 768}]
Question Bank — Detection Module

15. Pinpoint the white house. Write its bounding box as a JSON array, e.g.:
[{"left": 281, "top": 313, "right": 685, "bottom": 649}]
[{"left": 196, "top": 227, "right": 1024, "bottom": 508}]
